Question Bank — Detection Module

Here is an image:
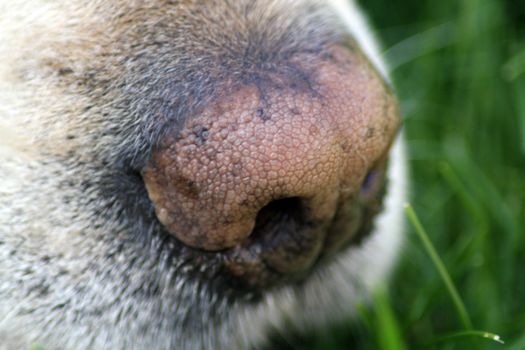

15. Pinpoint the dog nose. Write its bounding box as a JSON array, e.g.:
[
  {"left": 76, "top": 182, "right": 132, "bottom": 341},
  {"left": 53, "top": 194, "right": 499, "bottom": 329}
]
[
  {"left": 145, "top": 100, "right": 352, "bottom": 250},
  {"left": 143, "top": 44, "right": 400, "bottom": 284}
]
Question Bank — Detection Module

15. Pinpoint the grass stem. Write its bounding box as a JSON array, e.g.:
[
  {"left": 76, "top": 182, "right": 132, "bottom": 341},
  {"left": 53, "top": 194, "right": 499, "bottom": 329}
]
[{"left": 404, "top": 203, "right": 473, "bottom": 331}]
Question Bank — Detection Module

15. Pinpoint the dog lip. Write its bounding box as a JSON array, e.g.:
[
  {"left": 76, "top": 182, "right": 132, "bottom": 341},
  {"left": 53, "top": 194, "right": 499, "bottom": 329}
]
[{"left": 220, "top": 218, "right": 364, "bottom": 290}]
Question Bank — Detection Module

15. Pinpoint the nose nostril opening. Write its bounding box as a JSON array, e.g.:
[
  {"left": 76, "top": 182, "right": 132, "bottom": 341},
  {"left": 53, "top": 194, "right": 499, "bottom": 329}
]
[
  {"left": 360, "top": 157, "right": 389, "bottom": 196},
  {"left": 359, "top": 160, "right": 388, "bottom": 207},
  {"left": 361, "top": 170, "right": 378, "bottom": 193},
  {"left": 251, "top": 197, "right": 305, "bottom": 240}
]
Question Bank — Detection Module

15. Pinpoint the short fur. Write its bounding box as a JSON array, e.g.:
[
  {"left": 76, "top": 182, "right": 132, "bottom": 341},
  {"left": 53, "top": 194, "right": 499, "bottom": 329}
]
[{"left": 0, "top": 1, "right": 407, "bottom": 349}]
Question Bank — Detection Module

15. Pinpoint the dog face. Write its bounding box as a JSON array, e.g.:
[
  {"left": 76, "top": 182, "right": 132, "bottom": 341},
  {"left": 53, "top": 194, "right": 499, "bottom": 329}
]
[{"left": 0, "top": 1, "right": 406, "bottom": 349}]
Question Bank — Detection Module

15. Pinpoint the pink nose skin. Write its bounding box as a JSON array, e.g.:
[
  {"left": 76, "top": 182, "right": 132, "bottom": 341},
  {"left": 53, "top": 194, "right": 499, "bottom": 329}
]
[{"left": 143, "top": 44, "right": 400, "bottom": 286}]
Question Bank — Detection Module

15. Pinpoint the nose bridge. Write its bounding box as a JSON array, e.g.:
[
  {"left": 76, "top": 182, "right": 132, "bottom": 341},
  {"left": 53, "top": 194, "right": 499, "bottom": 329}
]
[{"left": 239, "top": 98, "right": 343, "bottom": 202}]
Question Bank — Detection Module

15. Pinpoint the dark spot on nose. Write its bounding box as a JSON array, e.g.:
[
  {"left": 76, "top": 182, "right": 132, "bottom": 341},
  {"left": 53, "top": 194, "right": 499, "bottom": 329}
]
[
  {"left": 193, "top": 125, "right": 209, "bottom": 145},
  {"left": 256, "top": 106, "right": 272, "bottom": 121}
]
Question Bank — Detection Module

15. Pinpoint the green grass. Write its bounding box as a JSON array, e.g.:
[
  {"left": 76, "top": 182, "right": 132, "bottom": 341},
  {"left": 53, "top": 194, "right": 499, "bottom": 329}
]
[{"left": 269, "top": 0, "right": 525, "bottom": 349}]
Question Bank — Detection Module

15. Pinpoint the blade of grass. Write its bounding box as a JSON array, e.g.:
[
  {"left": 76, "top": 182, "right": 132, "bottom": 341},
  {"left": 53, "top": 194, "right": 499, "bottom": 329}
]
[
  {"left": 423, "top": 330, "right": 504, "bottom": 347},
  {"left": 403, "top": 203, "right": 473, "bottom": 331},
  {"left": 373, "top": 288, "right": 408, "bottom": 350},
  {"left": 384, "top": 21, "right": 456, "bottom": 71},
  {"left": 438, "top": 162, "right": 489, "bottom": 238}
]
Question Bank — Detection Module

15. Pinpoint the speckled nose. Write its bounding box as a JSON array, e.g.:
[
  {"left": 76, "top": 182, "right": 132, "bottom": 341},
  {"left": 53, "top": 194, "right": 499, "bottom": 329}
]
[{"left": 143, "top": 45, "right": 399, "bottom": 260}]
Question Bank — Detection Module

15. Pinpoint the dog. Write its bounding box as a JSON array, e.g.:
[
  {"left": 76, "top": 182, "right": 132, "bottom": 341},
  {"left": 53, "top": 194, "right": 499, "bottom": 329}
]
[{"left": 0, "top": 1, "right": 407, "bottom": 348}]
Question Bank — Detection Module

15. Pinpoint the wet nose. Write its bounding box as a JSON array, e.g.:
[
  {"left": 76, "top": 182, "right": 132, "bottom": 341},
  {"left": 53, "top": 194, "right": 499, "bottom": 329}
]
[{"left": 143, "top": 45, "right": 400, "bottom": 279}]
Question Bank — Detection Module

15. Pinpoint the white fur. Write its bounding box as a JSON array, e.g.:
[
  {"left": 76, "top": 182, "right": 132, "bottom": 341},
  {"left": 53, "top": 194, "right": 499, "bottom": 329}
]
[{"left": 326, "top": 0, "right": 389, "bottom": 78}]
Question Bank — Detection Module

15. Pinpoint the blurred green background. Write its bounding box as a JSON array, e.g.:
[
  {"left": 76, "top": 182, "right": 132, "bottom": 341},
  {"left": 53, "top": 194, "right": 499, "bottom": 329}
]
[{"left": 269, "top": 0, "right": 525, "bottom": 349}]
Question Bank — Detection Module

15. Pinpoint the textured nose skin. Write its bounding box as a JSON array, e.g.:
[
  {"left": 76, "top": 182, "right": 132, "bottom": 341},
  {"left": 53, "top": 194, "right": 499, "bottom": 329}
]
[
  {"left": 143, "top": 45, "right": 400, "bottom": 256},
  {"left": 146, "top": 92, "right": 343, "bottom": 250}
]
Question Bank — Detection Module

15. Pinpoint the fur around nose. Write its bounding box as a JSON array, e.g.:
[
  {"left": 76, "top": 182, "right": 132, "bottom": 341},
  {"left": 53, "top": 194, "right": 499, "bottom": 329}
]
[{"left": 143, "top": 45, "right": 400, "bottom": 252}]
